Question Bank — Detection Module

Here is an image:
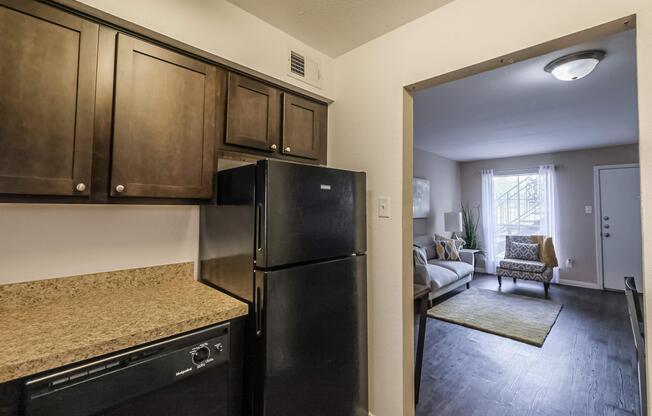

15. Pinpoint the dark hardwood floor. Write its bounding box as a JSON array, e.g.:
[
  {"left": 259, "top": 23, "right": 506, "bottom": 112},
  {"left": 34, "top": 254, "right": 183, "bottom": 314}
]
[{"left": 416, "top": 273, "right": 641, "bottom": 416}]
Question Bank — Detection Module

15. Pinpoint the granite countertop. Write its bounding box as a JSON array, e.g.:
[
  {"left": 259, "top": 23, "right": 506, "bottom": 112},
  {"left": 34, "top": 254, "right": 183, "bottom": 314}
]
[{"left": 0, "top": 262, "right": 248, "bottom": 383}]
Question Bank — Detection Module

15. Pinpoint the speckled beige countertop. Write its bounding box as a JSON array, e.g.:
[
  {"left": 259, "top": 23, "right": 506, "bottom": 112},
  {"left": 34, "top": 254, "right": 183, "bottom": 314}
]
[{"left": 0, "top": 262, "right": 248, "bottom": 383}]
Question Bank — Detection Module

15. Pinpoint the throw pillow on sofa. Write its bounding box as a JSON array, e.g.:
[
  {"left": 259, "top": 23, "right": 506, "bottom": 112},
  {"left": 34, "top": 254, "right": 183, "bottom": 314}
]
[
  {"left": 434, "top": 233, "right": 465, "bottom": 250},
  {"left": 413, "top": 245, "right": 428, "bottom": 266},
  {"left": 421, "top": 244, "right": 437, "bottom": 260},
  {"left": 509, "top": 242, "right": 539, "bottom": 261},
  {"left": 433, "top": 240, "right": 461, "bottom": 261}
]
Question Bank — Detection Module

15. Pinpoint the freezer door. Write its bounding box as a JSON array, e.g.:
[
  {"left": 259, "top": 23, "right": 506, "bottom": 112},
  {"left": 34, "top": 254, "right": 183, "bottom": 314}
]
[
  {"left": 255, "top": 160, "right": 366, "bottom": 268},
  {"left": 257, "top": 256, "right": 368, "bottom": 416},
  {"left": 200, "top": 165, "right": 257, "bottom": 303}
]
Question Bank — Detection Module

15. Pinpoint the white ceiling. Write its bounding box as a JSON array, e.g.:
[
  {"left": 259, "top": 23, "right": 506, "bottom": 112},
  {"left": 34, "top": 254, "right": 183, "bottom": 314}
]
[
  {"left": 226, "top": 0, "right": 453, "bottom": 57},
  {"left": 414, "top": 29, "right": 639, "bottom": 162}
]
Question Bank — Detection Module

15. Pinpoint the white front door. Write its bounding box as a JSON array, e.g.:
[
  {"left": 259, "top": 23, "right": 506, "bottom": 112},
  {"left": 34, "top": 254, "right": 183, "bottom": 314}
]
[{"left": 598, "top": 165, "right": 643, "bottom": 291}]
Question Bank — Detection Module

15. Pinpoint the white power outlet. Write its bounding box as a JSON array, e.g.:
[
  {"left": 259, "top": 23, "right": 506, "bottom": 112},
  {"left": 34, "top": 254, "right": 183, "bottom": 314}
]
[
  {"left": 585, "top": 205, "right": 593, "bottom": 214},
  {"left": 378, "top": 196, "right": 391, "bottom": 218},
  {"left": 566, "top": 258, "right": 574, "bottom": 268}
]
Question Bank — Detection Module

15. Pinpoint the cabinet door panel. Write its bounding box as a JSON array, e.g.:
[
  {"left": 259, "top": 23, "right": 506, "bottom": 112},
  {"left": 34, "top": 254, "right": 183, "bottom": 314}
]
[
  {"left": 111, "top": 34, "right": 217, "bottom": 199},
  {"left": 282, "top": 94, "right": 325, "bottom": 160},
  {"left": 0, "top": 0, "right": 97, "bottom": 196},
  {"left": 225, "top": 73, "right": 280, "bottom": 152}
]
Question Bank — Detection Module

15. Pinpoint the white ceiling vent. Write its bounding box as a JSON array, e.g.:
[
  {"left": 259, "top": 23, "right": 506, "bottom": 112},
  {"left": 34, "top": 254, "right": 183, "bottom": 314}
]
[{"left": 288, "top": 49, "right": 322, "bottom": 89}]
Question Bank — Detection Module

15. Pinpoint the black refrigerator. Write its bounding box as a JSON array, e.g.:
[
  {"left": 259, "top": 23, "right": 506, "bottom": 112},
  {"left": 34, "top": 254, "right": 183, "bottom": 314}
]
[{"left": 199, "top": 160, "right": 368, "bottom": 416}]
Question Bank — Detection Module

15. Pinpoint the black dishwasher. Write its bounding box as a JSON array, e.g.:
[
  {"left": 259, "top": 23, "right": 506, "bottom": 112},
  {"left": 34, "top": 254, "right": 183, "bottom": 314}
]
[{"left": 23, "top": 324, "right": 231, "bottom": 416}]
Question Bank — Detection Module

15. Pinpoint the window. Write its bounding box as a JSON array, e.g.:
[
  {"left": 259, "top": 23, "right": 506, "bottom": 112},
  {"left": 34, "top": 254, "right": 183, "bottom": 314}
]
[{"left": 493, "top": 172, "right": 543, "bottom": 259}]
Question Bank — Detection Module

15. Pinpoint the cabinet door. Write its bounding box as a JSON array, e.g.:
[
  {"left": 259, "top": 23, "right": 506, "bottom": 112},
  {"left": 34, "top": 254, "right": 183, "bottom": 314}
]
[
  {"left": 0, "top": 0, "right": 97, "bottom": 196},
  {"left": 111, "top": 34, "right": 218, "bottom": 199},
  {"left": 225, "top": 73, "right": 280, "bottom": 152},
  {"left": 281, "top": 94, "right": 325, "bottom": 160}
]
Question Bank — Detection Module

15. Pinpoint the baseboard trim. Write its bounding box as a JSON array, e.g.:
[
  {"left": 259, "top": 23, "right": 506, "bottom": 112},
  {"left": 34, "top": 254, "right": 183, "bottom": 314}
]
[{"left": 558, "top": 278, "right": 601, "bottom": 290}]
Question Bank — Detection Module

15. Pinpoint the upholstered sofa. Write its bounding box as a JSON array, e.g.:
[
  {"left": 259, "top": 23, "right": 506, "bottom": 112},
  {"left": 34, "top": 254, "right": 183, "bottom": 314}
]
[
  {"left": 413, "top": 235, "right": 475, "bottom": 302},
  {"left": 495, "top": 235, "right": 558, "bottom": 296}
]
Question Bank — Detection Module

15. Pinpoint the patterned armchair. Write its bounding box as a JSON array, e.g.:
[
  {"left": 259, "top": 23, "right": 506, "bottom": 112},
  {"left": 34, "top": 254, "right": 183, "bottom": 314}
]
[{"left": 495, "top": 235, "right": 558, "bottom": 296}]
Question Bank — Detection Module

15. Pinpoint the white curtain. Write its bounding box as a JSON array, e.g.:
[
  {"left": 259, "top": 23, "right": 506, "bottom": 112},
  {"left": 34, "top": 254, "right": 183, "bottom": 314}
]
[
  {"left": 538, "top": 164, "right": 561, "bottom": 283},
  {"left": 481, "top": 170, "right": 496, "bottom": 274}
]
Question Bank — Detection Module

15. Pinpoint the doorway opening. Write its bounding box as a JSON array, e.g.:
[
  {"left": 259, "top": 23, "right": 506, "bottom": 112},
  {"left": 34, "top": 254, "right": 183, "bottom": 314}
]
[{"left": 407, "top": 16, "right": 646, "bottom": 416}]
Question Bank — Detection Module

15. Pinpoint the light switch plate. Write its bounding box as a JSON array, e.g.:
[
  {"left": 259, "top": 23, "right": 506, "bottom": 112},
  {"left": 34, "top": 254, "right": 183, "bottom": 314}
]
[
  {"left": 378, "top": 196, "right": 391, "bottom": 218},
  {"left": 585, "top": 205, "right": 593, "bottom": 214}
]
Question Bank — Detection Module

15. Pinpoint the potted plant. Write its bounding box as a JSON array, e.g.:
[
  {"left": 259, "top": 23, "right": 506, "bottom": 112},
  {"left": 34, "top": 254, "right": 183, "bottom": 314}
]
[{"left": 461, "top": 203, "right": 484, "bottom": 270}]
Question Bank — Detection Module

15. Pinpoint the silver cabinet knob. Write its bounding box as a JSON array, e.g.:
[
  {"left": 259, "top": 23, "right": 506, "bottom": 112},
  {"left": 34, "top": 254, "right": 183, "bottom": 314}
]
[
  {"left": 75, "top": 183, "right": 86, "bottom": 192},
  {"left": 270, "top": 144, "right": 277, "bottom": 150},
  {"left": 603, "top": 216, "right": 610, "bottom": 221},
  {"left": 603, "top": 224, "right": 610, "bottom": 229},
  {"left": 604, "top": 232, "right": 611, "bottom": 238},
  {"left": 284, "top": 147, "right": 291, "bottom": 153},
  {"left": 115, "top": 184, "right": 125, "bottom": 193}
]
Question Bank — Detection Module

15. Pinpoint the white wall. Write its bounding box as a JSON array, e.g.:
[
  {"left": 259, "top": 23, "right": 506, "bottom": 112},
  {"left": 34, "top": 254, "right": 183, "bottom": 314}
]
[
  {"left": 412, "top": 149, "right": 461, "bottom": 237},
  {"left": 77, "top": 0, "right": 334, "bottom": 99},
  {"left": 0, "top": 0, "right": 334, "bottom": 285},
  {"left": 460, "top": 144, "right": 639, "bottom": 286},
  {"left": 328, "top": 1, "right": 652, "bottom": 415},
  {"left": 0, "top": 205, "right": 199, "bottom": 284}
]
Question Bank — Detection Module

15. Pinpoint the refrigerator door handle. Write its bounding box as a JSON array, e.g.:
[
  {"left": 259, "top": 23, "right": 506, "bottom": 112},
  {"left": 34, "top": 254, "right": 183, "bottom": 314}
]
[
  {"left": 255, "top": 285, "right": 264, "bottom": 337},
  {"left": 255, "top": 203, "right": 263, "bottom": 253}
]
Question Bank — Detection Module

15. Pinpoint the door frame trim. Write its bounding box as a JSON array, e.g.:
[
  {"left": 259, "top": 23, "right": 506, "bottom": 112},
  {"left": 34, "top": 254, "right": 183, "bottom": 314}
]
[{"left": 593, "top": 163, "right": 640, "bottom": 290}]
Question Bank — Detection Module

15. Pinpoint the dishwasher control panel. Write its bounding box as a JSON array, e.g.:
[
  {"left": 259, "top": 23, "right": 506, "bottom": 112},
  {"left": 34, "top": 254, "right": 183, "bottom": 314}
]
[
  {"left": 24, "top": 324, "right": 231, "bottom": 416},
  {"left": 175, "top": 334, "right": 229, "bottom": 377}
]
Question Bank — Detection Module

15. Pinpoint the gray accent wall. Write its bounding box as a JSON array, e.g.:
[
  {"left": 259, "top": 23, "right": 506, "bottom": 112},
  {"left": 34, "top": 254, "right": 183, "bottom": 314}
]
[
  {"left": 413, "top": 149, "right": 461, "bottom": 237},
  {"left": 460, "top": 144, "right": 639, "bottom": 286}
]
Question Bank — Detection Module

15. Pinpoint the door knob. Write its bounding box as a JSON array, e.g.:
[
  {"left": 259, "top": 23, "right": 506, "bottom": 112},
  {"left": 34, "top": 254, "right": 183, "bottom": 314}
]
[
  {"left": 75, "top": 183, "right": 86, "bottom": 192},
  {"left": 603, "top": 216, "right": 610, "bottom": 221},
  {"left": 604, "top": 232, "right": 611, "bottom": 238},
  {"left": 269, "top": 144, "right": 277, "bottom": 150},
  {"left": 115, "top": 184, "right": 125, "bottom": 193},
  {"left": 284, "top": 147, "right": 291, "bottom": 153}
]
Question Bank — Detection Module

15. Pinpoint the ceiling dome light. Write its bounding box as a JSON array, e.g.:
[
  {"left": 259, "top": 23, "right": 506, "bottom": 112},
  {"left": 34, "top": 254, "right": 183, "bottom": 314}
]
[{"left": 544, "top": 50, "right": 606, "bottom": 81}]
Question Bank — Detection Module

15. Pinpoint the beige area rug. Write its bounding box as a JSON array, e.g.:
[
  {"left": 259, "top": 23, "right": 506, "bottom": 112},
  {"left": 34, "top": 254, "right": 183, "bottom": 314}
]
[{"left": 428, "top": 288, "right": 563, "bottom": 347}]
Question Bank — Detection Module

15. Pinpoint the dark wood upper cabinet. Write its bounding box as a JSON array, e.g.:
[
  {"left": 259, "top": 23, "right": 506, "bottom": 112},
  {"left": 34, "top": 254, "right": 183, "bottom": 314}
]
[
  {"left": 0, "top": 0, "right": 98, "bottom": 196},
  {"left": 281, "top": 94, "right": 326, "bottom": 160},
  {"left": 0, "top": 0, "right": 328, "bottom": 204},
  {"left": 225, "top": 73, "right": 281, "bottom": 152},
  {"left": 110, "top": 34, "right": 219, "bottom": 199}
]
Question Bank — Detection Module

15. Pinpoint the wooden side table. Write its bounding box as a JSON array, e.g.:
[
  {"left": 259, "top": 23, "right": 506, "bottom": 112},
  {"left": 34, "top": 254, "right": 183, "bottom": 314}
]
[{"left": 414, "top": 283, "right": 431, "bottom": 405}]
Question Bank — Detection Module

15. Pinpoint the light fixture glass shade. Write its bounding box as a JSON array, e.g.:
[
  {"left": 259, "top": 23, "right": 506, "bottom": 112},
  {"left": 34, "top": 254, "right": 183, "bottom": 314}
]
[
  {"left": 545, "top": 50, "right": 605, "bottom": 82},
  {"left": 550, "top": 58, "right": 599, "bottom": 81}
]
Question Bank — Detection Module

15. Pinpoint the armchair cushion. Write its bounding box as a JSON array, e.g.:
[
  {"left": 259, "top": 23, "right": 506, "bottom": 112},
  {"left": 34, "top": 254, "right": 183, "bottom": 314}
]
[
  {"left": 505, "top": 235, "right": 533, "bottom": 258},
  {"left": 510, "top": 242, "right": 539, "bottom": 261},
  {"left": 499, "top": 259, "right": 547, "bottom": 273},
  {"left": 506, "top": 235, "right": 559, "bottom": 268},
  {"left": 496, "top": 266, "right": 553, "bottom": 282}
]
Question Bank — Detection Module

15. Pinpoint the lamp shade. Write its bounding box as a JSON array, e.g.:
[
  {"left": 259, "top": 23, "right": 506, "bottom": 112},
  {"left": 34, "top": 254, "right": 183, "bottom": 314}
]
[{"left": 444, "top": 211, "right": 463, "bottom": 232}]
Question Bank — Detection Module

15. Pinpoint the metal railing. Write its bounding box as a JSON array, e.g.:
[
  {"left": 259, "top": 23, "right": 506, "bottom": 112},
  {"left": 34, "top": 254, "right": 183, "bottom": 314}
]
[{"left": 493, "top": 174, "right": 542, "bottom": 256}]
